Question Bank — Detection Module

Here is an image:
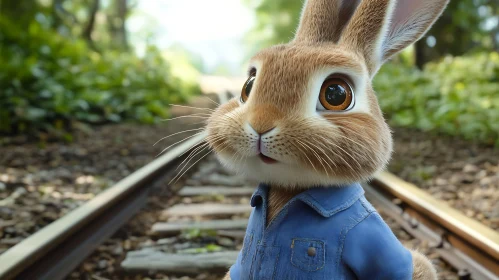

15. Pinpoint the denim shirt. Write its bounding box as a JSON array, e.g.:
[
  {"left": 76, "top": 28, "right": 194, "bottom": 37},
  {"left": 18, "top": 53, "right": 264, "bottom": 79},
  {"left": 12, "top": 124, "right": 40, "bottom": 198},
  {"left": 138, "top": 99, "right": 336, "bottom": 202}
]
[{"left": 229, "top": 183, "right": 413, "bottom": 280}]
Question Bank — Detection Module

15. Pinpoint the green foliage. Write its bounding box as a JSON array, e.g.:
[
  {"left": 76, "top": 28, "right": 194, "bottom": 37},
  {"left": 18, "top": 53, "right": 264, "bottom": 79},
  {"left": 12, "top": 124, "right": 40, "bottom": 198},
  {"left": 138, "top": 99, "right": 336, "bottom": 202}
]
[
  {"left": 178, "top": 244, "right": 223, "bottom": 254},
  {"left": 0, "top": 16, "right": 199, "bottom": 136},
  {"left": 243, "top": 0, "right": 302, "bottom": 54},
  {"left": 181, "top": 228, "right": 218, "bottom": 240},
  {"left": 374, "top": 52, "right": 499, "bottom": 145},
  {"left": 426, "top": 0, "right": 498, "bottom": 59}
]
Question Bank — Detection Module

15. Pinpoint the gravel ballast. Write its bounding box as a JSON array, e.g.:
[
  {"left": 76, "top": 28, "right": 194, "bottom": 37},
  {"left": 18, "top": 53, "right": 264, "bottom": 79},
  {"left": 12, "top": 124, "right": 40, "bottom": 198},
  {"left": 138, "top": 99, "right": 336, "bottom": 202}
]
[{"left": 0, "top": 116, "right": 496, "bottom": 279}]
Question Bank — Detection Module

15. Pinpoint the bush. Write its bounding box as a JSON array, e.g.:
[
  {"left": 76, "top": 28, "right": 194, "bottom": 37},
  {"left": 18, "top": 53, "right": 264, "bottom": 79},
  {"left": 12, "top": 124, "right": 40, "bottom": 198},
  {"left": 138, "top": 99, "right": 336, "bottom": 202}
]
[
  {"left": 374, "top": 52, "right": 499, "bottom": 145},
  {"left": 0, "top": 16, "right": 200, "bottom": 137}
]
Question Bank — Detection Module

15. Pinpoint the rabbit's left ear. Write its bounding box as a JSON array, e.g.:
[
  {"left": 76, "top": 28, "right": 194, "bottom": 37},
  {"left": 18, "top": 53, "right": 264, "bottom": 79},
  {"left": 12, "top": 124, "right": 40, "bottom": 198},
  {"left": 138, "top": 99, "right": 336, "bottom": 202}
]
[{"left": 340, "top": 0, "right": 449, "bottom": 75}]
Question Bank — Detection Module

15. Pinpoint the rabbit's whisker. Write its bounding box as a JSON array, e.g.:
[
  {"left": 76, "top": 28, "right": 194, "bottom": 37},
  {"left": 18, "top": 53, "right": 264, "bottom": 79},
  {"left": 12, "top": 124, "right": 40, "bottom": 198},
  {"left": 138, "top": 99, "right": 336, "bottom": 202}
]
[
  {"left": 160, "top": 113, "right": 212, "bottom": 122},
  {"left": 291, "top": 141, "right": 319, "bottom": 173},
  {"left": 335, "top": 127, "right": 379, "bottom": 149},
  {"left": 176, "top": 142, "right": 210, "bottom": 171},
  {"left": 202, "top": 95, "right": 220, "bottom": 106},
  {"left": 188, "top": 121, "right": 209, "bottom": 126},
  {"left": 332, "top": 134, "right": 376, "bottom": 163},
  {"left": 153, "top": 128, "right": 205, "bottom": 146},
  {"left": 305, "top": 134, "right": 358, "bottom": 172},
  {"left": 155, "top": 132, "right": 204, "bottom": 157},
  {"left": 312, "top": 134, "right": 366, "bottom": 167},
  {"left": 301, "top": 139, "right": 337, "bottom": 170},
  {"left": 171, "top": 144, "right": 212, "bottom": 184},
  {"left": 296, "top": 139, "right": 331, "bottom": 176},
  {"left": 169, "top": 104, "right": 215, "bottom": 112},
  {"left": 170, "top": 149, "right": 212, "bottom": 185}
]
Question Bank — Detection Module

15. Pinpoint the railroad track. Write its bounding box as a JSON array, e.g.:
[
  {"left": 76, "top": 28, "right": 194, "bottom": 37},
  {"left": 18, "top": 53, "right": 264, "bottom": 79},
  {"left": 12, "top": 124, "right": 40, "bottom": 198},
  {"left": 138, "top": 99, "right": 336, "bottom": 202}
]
[{"left": 0, "top": 93, "right": 497, "bottom": 280}]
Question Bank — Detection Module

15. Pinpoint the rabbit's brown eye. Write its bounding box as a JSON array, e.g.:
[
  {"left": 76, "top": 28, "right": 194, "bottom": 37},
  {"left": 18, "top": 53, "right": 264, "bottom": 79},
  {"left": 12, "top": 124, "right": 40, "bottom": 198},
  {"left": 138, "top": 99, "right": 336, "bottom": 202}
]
[
  {"left": 241, "top": 75, "right": 255, "bottom": 103},
  {"left": 319, "top": 78, "right": 353, "bottom": 111}
]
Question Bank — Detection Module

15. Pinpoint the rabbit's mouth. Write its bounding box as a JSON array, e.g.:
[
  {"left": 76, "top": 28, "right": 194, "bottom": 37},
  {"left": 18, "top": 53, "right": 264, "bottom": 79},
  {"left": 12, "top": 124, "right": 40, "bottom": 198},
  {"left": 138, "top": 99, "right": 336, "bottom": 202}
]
[{"left": 258, "top": 153, "right": 278, "bottom": 164}]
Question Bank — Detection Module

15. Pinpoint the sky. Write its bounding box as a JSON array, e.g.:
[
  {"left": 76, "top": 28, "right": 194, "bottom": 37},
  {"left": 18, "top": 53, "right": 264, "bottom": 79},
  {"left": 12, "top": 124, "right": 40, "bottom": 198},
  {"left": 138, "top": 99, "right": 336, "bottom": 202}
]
[{"left": 128, "top": 0, "right": 256, "bottom": 76}]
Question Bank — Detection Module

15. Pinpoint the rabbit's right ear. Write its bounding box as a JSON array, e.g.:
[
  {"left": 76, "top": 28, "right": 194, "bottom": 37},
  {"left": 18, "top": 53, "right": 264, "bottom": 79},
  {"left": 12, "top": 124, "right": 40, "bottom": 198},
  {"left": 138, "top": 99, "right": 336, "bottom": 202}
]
[
  {"left": 294, "top": 0, "right": 361, "bottom": 44},
  {"left": 339, "top": 0, "right": 449, "bottom": 75}
]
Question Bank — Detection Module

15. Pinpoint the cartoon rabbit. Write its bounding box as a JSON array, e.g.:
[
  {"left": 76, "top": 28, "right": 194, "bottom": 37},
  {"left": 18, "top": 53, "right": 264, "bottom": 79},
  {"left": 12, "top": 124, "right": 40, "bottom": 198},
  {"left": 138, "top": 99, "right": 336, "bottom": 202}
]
[{"left": 206, "top": 0, "right": 449, "bottom": 279}]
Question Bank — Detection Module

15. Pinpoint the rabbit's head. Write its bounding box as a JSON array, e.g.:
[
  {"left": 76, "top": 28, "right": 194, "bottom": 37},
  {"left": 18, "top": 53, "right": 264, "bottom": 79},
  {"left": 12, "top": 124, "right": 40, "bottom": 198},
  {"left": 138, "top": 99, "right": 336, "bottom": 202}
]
[{"left": 206, "top": 0, "right": 448, "bottom": 188}]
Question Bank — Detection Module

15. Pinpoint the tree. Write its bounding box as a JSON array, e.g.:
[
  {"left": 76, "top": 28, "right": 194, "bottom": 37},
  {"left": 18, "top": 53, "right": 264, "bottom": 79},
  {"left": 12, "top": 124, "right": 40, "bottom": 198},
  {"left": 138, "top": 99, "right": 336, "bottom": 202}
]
[
  {"left": 0, "top": 0, "right": 43, "bottom": 27},
  {"left": 107, "top": 0, "right": 129, "bottom": 50},
  {"left": 243, "top": 0, "right": 302, "bottom": 55},
  {"left": 244, "top": 0, "right": 499, "bottom": 66},
  {"left": 417, "top": 0, "right": 499, "bottom": 66},
  {"left": 82, "top": 0, "right": 100, "bottom": 45}
]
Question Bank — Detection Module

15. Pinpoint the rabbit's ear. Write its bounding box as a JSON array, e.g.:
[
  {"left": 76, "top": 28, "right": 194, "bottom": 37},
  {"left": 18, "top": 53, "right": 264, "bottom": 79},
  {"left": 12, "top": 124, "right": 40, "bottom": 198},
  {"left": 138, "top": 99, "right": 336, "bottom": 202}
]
[
  {"left": 340, "top": 0, "right": 449, "bottom": 75},
  {"left": 294, "top": 0, "right": 361, "bottom": 44},
  {"left": 383, "top": 0, "right": 449, "bottom": 60}
]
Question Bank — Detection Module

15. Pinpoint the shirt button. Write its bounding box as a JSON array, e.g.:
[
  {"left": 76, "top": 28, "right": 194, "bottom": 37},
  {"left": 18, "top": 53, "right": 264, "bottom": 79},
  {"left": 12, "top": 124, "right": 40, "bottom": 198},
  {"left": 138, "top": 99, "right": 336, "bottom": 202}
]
[{"left": 307, "top": 247, "right": 316, "bottom": 257}]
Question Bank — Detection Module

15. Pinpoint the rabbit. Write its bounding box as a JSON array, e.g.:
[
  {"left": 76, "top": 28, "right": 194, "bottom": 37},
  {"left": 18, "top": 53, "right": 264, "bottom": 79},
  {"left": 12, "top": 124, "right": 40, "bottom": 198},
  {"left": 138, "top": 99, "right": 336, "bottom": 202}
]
[{"left": 206, "top": 0, "right": 449, "bottom": 279}]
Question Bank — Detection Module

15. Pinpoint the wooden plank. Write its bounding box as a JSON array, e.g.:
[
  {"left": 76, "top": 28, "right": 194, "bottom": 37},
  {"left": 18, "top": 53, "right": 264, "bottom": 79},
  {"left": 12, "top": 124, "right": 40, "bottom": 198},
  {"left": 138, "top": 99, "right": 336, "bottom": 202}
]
[
  {"left": 178, "top": 186, "right": 254, "bottom": 197},
  {"left": 152, "top": 219, "right": 248, "bottom": 234},
  {"left": 186, "top": 174, "right": 247, "bottom": 187},
  {"left": 217, "top": 230, "right": 246, "bottom": 239},
  {"left": 164, "top": 204, "right": 252, "bottom": 217},
  {"left": 121, "top": 251, "right": 238, "bottom": 274}
]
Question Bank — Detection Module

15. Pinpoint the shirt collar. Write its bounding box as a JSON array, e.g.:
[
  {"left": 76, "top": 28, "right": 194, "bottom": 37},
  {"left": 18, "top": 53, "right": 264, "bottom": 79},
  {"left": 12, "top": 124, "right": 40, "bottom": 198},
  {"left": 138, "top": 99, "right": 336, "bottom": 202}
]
[{"left": 250, "top": 183, "right": 364, "bottom": 218}]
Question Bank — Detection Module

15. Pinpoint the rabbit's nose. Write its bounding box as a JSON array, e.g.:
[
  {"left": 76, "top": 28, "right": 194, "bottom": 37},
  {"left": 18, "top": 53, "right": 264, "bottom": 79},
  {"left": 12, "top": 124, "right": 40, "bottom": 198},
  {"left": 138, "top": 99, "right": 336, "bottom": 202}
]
[
  {"left": 249, "top": 125, "right": 275, "bottom": 136},
  {"left": 248, "top": 104, "right": 283, "bottom": 134},
  {"left": 249, "top": 122, "right": 275, "bottom": 135}
]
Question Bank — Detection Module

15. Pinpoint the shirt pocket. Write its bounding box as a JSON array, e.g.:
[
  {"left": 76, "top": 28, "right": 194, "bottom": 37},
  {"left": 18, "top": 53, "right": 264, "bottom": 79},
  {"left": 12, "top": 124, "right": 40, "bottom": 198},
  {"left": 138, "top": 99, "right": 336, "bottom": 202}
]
[
  {"left": 290, "top": 238, "right": 325, "bottom": 272},
  {"left": 241, "top": 231, "right": 254, "bottom": 264}
]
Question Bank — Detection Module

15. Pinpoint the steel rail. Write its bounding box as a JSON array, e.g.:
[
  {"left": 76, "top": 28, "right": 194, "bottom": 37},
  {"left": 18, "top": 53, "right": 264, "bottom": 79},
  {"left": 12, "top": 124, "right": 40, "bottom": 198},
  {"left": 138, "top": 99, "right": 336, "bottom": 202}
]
[
  {"left": 367, "top": 172, "right": 499, "bottom": 280},
  {"left": 0, "top": 132, "right": 207, "bottom": 280}
]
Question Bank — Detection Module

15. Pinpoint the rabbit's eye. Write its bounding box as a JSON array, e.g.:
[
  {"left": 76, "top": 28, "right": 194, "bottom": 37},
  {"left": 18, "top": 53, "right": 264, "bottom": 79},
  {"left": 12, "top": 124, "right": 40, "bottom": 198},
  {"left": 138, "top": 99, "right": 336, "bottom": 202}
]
[
  {"left": 241, "top": 75, "right": 255, "bottom": 103},
  {"left": 318, "top": 78, "right": 354, "bottom": 111}
]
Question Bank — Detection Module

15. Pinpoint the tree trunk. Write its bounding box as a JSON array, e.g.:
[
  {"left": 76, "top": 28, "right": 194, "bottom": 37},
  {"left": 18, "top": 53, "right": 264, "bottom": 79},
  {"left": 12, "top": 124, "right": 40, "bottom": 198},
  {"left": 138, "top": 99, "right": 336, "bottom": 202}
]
[
  {"left": 83, "top": 0, "right": 100, "bottom": 44},
  {"left": 116, "top": 0, "right": 128, "bottom": 50},
  {"left": 52, "top": 0, "right": 63, "bottom": 30},
  {"left": 492, "top": 6, "right": 499, "bottom": 52},
  {"left": 492, "top": 32, "right": 498, "bottom": 52},
  {"left": 415, "top": 39, "right": 426, "bottom": 70}
]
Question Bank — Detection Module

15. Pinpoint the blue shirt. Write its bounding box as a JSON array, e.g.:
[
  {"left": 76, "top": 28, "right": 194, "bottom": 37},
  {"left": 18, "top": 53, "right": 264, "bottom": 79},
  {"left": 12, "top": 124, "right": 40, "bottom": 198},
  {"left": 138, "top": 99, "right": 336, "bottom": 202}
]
[{"left": 229, "top": 183, "right": 413, "bottom": 280}]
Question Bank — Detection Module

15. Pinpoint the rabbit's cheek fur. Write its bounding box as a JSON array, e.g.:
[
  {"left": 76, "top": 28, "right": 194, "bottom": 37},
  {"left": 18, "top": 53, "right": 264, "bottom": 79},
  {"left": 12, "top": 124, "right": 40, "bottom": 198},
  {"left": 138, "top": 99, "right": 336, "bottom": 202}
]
[
  {"left": 206, "top": 103, "right": 391, "bottom": 187},
  {"left": 205, "top": 46, "right": 393, "bottom": 186}
]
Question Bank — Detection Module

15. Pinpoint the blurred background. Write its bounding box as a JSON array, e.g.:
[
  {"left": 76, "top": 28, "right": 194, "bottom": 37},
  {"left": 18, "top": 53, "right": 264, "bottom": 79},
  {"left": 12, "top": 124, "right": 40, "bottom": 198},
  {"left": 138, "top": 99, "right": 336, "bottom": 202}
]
[
  {"left": 0, "top": 0, "right": 498, "bottom": 279},
  {"left": 0, "top": 0, "right": 498, "bottom": 143}
]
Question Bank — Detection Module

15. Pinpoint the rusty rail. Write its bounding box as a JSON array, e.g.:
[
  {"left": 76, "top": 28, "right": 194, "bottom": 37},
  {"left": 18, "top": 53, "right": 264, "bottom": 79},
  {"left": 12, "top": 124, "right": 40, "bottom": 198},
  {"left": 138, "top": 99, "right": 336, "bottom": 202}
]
[
  {"left": 0, "top": 133, "right": 206, "bottom": 280},
  {"left": 367, "top": 172, "right": 499, "bottom": 280}
]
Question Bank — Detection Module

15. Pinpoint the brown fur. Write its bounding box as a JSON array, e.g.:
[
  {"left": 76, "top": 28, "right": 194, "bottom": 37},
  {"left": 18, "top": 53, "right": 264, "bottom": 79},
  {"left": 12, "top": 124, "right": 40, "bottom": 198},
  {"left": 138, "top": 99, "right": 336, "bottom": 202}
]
[
  {"left": 294, "top": 0, "right": 361, "bottom": 44},
  {"left": 211, "top": 0, "right": 448, "bottom": 279},
  {"left": 411, "top": 250, "right": 438, "bottom": 280},
  {"left": 340, "top": 0, "right": 393, "bottom": 73},
  {"left": 266, "top": 187, "right": 303, "bottom": 226},
  {"left": 248, "top": 103, "right": 283, "bottom": 134},
  {"left": 294, "top": 0, "right": 341, "bottom": 43},
  {"left": 207, "top": 45, "right": 386, "bottom": 184}
]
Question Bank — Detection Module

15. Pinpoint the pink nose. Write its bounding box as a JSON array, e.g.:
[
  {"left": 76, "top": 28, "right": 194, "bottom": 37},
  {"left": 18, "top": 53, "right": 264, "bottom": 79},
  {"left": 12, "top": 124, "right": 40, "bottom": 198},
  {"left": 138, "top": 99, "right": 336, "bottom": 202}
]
[{"left": 249, "top": 124, "right": 276, "bottom": 136}]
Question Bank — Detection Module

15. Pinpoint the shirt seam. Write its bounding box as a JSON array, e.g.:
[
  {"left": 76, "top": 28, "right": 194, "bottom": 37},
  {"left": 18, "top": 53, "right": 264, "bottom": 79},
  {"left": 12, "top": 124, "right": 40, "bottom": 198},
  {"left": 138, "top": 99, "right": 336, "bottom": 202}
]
[
  {"left": 304, "top": 190, "right": 364, "bottom": 217},
  {"left": 336, "top": 210, "right": 373, "bottom": 279},
  {"left": 359, "top": 197, "right": 376, "bottom": 214}
]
